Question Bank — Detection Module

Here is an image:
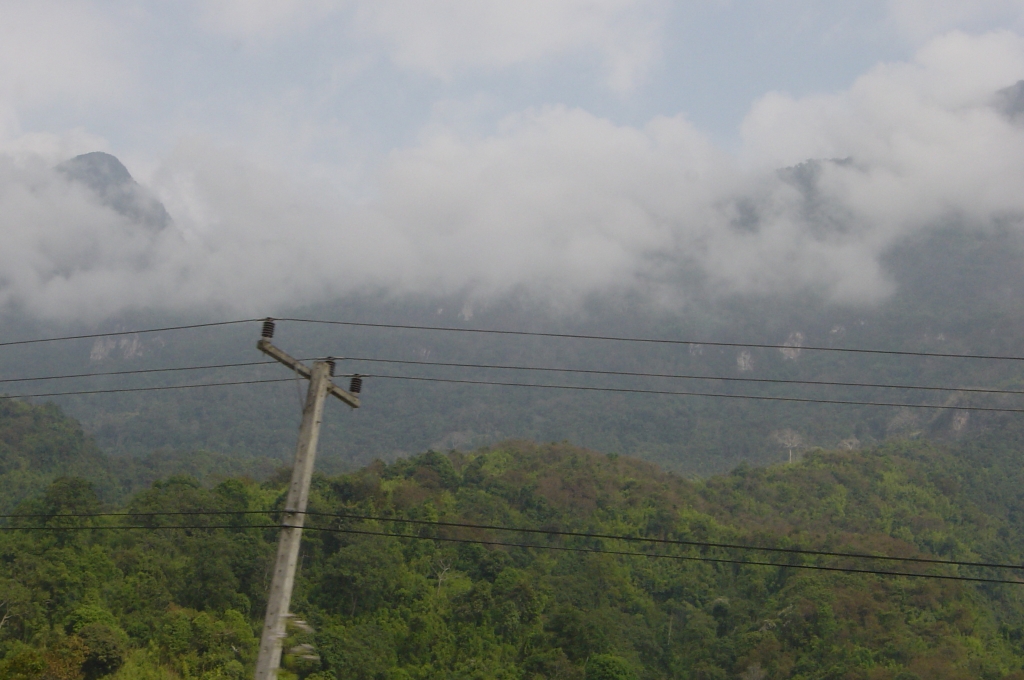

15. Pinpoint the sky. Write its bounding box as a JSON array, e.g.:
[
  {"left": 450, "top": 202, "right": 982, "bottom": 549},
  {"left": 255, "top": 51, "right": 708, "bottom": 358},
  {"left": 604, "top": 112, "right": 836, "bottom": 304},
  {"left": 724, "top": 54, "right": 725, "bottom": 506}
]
[{"left": 3, "top": 0, "right": 1024, "bottom": 320}]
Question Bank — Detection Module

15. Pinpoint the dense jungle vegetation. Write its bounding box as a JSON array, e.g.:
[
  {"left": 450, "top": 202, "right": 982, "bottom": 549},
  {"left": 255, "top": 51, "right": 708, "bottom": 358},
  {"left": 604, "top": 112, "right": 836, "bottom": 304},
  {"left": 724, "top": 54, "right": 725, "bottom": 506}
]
[{"left": 6, "top": 401, "right": 1024, "bottom": 678}]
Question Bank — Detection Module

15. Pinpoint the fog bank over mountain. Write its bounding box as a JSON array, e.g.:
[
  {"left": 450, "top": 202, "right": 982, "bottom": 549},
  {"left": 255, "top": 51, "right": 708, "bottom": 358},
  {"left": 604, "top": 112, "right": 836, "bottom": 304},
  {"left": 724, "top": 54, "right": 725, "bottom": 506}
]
[{"left": 0, "top": 32, "right": 1023, "bottom": 321}]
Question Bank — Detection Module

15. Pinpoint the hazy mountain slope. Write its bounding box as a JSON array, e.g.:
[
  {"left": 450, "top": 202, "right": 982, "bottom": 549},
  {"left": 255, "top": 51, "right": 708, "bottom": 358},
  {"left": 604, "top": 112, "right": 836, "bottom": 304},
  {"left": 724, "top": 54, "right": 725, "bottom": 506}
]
[
  {"left": 6, "top": 239, "right": 1024, "bottom": 477},
  {"left": 0, "top": 399, "right": 114, "bottom": 512},
  {"left": 0, "top": 400, "right": 281, "bottom": 512},
  {"left": 4, "top": 155, "right": 1024, "bottom": 475}
]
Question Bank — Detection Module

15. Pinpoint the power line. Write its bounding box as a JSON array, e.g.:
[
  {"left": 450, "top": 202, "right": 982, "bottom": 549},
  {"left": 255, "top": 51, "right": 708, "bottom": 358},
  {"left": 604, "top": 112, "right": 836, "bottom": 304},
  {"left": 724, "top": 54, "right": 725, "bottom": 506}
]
[
  {"left": 0, "top": 319, "right": 258, "bottom": 348},
  {"left": 364, "top": 374, "right": 1024, "bottom": 412},
  {"left": 7, "top": 508, "right": 1021, "bottom": 572},
  {"left": 325, "top": 526, "right": 1024, "bottom": 586},
  {"left": 5, "top": 355, "right": 1023, "bottom": 397},
  {"left": 0, "top": 521, "right": 1018, "bottom": 585},
  {"left": 2, "top": 371, "right": 1020, "bottom": 412},
  {"left": 2, "top": 316, "right": 1022, "bottom": 363},
  {"left": 314, "top": 510, "right": 1024, "bottom": 571},
  {"left": 0, "top": 360, "right": 277, "bottom": 384},
  {"left": 0, "top": 377, "right": 293, "bottom": 400},
  {"left": 281, "top": 317, "right": 1024, "bottom": 362},
  {"left": 344, "top": 356, "right": 1024, "bottom": 396}
]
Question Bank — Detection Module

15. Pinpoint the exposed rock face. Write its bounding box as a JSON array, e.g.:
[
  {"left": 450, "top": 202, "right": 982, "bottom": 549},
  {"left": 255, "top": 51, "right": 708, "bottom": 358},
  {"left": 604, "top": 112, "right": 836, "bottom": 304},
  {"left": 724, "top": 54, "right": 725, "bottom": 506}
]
[
  {"left": 995, "top": 80, "right": 1024, "bottom": 120},
  {"left": 780, "top": 331, "right": 804, "bottom": 359},
  {"left": 57, "top": 151, "right": 171, "bottom": 230},
  {"left": 736, "top": 350, "right": 753, "bottom": 372}
]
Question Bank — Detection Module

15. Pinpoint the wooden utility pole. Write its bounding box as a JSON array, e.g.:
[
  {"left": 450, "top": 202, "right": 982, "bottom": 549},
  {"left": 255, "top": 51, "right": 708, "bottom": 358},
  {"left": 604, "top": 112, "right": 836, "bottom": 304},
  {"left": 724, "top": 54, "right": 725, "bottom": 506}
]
[{"left": 254, "top": 321, "right": 360, "bottom": 680}]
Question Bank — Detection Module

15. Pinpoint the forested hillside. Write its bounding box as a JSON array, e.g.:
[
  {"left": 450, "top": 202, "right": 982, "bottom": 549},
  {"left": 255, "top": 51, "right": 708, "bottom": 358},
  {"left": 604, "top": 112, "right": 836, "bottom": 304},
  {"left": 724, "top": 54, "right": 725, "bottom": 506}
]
[{"left": 5, "top": 402, "right": 1024, "bottom": 678}]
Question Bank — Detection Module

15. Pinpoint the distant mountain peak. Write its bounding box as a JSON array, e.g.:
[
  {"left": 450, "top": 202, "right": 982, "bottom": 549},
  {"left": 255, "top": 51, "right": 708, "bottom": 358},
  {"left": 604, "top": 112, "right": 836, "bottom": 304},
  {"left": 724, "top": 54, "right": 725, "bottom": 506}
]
[
  {"left": 57, "top": 151, "right": 171, "bottom": 230},
  {"left": 59, "top": 151, "right": 132, "bottom": 190}
]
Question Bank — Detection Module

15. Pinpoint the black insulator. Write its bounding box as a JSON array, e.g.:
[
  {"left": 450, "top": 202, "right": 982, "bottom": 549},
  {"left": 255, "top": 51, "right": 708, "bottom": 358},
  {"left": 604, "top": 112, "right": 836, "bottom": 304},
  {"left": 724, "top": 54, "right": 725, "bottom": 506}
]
[
  {"left": 261, "top": 318, "right": 275, "bottom": 338},
  {"left": 326, "top": 358, "right": 336, "bottom": 377},
  {"left": 349, "top": 376, "right": 363, "bottom": 394}
]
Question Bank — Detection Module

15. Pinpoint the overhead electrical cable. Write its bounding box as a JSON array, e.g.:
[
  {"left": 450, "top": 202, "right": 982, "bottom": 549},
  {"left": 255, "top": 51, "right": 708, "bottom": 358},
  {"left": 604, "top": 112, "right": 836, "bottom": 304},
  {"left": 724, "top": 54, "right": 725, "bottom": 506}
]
[
  {"left": 0, "top": 319, "right": 259, "bottom": 348},
  {"left": 323, "top": 526, "right": 1024, "bottom": 586},
  {"left": 2, "top": 316, "right": 1024, "bottom": 362},
  {"left": 312, "top": 510, "right": 1024, "bottom": 571},
  {"left": 2, "top": 372, "right": 1022, "bottom": 411},
  {"left": 0, "top": 522, "right": 1019, "bottom": 585},
  {"left": 0, "top": 360, "right": 277, "bottom": 384},
  {"left": 4, "top": 356, "right": 1023, "bottom": 397},
  {"left": 280, "top": 317, "right": 1024, "bottom": 362},
  {"left": 343, "top": 356, "right": 1024, "bottom": 396},
  {"left": 6, "top": 508, "right": 1022, "bottom": 572},
  {"left": 360, "top": 374, "right": 1024, "bottom": 412},
  {"left": 0, "top": 378, "right": 294, "bottom": 400}
]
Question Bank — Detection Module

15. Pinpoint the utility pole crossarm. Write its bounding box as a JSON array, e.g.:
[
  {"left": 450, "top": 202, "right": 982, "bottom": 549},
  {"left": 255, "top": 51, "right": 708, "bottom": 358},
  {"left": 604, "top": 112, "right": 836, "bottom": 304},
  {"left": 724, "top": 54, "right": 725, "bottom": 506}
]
[{"left": 257, "top": 338, "right": 360, "bottom": 408}]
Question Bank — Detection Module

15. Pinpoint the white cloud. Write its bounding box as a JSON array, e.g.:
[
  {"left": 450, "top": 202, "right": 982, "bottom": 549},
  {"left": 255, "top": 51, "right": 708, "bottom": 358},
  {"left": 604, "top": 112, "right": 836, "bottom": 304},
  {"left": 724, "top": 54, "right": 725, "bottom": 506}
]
[
  {"left": 5, "top": 31, "right": 1024, "bottom": 319},
  {"left": 738, "top": 31, "right": 1024, "bottom": 232},
  {"left": 740, "top": 31, "right": 1024, "bottom": 169},
  {"left": 0, "top": 154, "right": 172, "bottom": 318},
  {"left": 365, "top": 27, "right": 1024, "bottom": 305},
  {"left": 374, "top": 107, "right": 731, "bottom": 296}
]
